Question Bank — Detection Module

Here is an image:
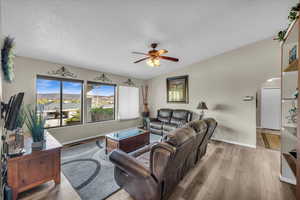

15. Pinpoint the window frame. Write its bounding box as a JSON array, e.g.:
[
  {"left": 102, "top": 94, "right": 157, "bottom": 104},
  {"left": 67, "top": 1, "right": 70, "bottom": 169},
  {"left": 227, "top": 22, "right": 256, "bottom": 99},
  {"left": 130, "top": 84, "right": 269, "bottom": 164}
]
[
  {"left": 86, "top": 81, "right": 117, "bottom": 123},
  {"left": 36, "top": 75, "right": 84, "bottom": 129}
]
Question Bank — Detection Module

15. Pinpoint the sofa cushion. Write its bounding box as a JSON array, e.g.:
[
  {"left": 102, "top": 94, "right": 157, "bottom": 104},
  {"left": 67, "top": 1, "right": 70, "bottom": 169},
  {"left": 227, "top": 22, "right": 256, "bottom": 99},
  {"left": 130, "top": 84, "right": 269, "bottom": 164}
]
[
  {"left": 170, "top": 110, "right": 191, "bottom": 126},
  {"left": 150, "top": 128, "right": 163, "bottom": 135},
  {"left": 157, "top": 116, "right": 170, "bottom": 123},
  {"left": 150, "top": 121, "right": 163, "bottom": 129},
  {"left": 172, "top": 109, "right": 189, "bottom": 119},
  {"left": 162, "top": 127, "right": 196, "bottom": 147},
  {"left": 163, "top": 123, "right": 178, "bottom": 132},
  {"left": 136, "top": 151, "right": 150, "bottom": 169},
  {"left": 170, "top": 118, "right": 186, "bottom": 126},
  {"left": 157, "top": 109, "right": 172, "bottom": 123},
  {"left": 158, "top": 109, "right": 173, "bottom": 118},
  {"left": 186, "top": 120, "right": 207, "bottom": 133}
]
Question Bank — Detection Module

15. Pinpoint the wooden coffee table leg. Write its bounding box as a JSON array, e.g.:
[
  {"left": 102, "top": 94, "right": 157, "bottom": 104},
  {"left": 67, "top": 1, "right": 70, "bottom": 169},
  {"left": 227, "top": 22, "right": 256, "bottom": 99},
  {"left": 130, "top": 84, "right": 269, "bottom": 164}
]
[{"left": 105, "top": 137, "right": 107, "bottom": 154}]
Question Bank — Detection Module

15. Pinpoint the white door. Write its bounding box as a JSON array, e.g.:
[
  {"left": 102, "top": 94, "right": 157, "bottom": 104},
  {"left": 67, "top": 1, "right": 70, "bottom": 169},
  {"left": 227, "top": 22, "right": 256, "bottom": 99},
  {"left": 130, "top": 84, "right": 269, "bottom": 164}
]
[{"left": 261, "top": 88, "right": 281, "bottom": 130}]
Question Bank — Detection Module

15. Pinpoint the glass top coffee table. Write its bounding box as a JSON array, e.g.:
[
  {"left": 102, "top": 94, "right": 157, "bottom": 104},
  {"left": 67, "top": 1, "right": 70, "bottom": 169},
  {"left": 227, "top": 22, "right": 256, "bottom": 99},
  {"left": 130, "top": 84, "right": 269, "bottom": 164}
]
[{"left": 105, "top": 128, "right": 150, "bottom": 154}]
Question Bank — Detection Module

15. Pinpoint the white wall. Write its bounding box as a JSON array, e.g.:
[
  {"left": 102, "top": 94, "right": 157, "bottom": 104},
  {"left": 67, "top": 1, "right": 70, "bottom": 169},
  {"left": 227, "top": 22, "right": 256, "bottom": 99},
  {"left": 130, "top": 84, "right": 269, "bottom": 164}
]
[
  {"left": 3, "top": 56, "right": 145, "bottom": 143},
  {"left": 148, "top": 38, "right": 280, "bottom": 147}
]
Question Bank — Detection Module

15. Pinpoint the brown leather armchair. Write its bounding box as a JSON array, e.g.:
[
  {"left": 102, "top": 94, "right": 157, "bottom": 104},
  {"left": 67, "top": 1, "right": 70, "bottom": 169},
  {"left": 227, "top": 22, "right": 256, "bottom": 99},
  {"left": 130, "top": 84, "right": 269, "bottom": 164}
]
[{"left": 109, "top": 119, "right": 217, "bottom": 200}]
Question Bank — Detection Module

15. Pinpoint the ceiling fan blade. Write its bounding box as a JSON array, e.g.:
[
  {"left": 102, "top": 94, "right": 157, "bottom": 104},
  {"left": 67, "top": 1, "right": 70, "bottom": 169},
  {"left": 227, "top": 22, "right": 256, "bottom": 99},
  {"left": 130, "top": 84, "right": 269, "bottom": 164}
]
[
  {"left": 132, "top": 52, "right": 149, "bottom": 55},
  {"left": 158, "top": 49, "right": 168, "bottom": 55},
  {"left": 160, "top": 56, "right": 179, "bottom": 62},
  {"left": 134, "top": 57, "right": 150, "bottom": 63}
]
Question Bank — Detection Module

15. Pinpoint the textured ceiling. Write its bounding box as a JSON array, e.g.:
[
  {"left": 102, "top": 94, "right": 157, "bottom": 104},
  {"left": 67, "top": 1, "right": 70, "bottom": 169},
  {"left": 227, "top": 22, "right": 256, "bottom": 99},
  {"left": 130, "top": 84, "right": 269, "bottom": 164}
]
[{"left": 2, "top": 0, "right": 296, "bottom": 79}]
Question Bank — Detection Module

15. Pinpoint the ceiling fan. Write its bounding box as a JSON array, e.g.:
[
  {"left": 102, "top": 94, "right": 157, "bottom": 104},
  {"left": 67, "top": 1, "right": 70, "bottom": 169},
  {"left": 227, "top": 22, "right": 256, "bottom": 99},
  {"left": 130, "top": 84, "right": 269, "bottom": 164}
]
[{"left": 132, "top": 43, "right": 179, "bottom": 67}]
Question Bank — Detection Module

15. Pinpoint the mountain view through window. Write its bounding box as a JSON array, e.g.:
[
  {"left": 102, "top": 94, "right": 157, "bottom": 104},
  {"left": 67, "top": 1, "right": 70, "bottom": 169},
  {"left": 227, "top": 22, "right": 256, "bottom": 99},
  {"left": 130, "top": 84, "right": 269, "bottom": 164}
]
[
  {"left": 36, "top": 77, "right": 83, "bottom": 128},
  {"left": 86, "top": 82, "right": 115, "bottom": 122}
]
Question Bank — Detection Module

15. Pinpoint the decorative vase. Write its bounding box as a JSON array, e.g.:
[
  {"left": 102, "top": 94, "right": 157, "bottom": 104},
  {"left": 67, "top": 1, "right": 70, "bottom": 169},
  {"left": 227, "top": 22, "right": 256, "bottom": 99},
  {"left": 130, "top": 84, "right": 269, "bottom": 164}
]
[
  {"left": 31, "top": 140, "right": 46, "bottom": 151},
  {"left": 143, "top": 103, "right": 149, "bottom": 113}
]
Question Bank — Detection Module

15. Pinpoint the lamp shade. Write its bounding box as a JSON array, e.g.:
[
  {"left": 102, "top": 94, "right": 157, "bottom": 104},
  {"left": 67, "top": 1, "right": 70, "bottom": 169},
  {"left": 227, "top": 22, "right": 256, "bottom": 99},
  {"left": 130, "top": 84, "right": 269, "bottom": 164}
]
[{"left": 197, "top": 102, "right": 208, "bottom": 110}]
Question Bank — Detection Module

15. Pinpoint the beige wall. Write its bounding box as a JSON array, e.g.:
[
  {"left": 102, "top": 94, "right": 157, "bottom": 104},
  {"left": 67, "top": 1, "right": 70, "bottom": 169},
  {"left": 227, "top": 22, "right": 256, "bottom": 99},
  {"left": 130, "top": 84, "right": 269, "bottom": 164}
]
[
  {"left": 3, "top": 56, "right": 145, "bottom": 143},
  {"left": 148, "top": 38, "right": 280, "bottom": 147}
]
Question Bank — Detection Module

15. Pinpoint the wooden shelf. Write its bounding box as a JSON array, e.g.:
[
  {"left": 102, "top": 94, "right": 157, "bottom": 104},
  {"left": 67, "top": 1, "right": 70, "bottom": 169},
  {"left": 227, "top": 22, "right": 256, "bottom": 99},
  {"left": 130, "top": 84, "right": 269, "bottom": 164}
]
[
  {"left": 284, "top": 123, "right": 297, "bottom": 129},
  {"left": 283, "top": 153, "right": 297, "bottom": 177},
  {"left": 282, "top": 98, "right": 297, "bottom": 101},
  {"left": 284, "top": 59, "right": 298, "bottom": 72}
]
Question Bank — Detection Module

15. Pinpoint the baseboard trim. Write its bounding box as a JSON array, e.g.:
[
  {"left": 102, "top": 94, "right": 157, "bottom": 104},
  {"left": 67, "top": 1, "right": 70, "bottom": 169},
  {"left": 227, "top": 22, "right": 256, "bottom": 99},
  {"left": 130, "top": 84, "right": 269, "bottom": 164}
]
[
  {"left": 279, "top": 175, "right": 296, "bottom": 185},
  {"left": 211, "top": 138, "right": 256, "bottom": 149}
]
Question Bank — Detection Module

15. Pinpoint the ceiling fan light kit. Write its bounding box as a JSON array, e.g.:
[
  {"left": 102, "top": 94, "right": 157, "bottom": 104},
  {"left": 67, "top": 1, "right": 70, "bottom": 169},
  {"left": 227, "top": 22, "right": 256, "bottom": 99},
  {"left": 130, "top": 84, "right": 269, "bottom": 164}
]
[
  {"left": 146, "top": 58, "right": 160, "bottom": 67},
  {"left": 132, "top": 43, "right": 179, "bottom": 67}
]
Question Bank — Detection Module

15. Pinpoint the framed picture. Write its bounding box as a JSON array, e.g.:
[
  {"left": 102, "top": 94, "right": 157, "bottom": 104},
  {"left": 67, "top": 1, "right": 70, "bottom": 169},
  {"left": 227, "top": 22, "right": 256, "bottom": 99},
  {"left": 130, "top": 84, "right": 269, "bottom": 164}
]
[
  {"left": 166, "top": 75, "right": 189, "bottom": 103},
  {"left": 289, "top": 45, "right": 297, "bottom": 64}
]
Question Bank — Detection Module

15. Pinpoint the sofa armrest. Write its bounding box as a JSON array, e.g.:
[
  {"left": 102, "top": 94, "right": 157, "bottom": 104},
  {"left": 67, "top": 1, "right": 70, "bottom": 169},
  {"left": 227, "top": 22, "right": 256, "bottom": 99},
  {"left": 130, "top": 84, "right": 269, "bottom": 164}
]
[
  {"left": 109, "top": 150, "right": 151, "bottom": 178},
  {"left": 149, "top": 118, "right": 158, "bottom": 122},
  {"left": 130, "top": 142, "right": 159, "bottom": 158}
]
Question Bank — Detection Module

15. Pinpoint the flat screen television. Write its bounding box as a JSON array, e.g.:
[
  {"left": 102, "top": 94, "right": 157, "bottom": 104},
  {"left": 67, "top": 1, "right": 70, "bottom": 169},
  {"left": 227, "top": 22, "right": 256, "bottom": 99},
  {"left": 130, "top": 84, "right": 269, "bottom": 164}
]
[
  {"left": 4, "top": 92, "right": 24, "bottom": 131},
  {"left": 4, "top": 95, "right": 15, "bottom": 122}
]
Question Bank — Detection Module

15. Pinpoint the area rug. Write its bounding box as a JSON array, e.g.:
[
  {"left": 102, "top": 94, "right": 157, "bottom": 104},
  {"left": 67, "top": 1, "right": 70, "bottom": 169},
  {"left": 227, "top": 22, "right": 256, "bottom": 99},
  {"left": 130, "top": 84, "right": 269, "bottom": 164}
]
[
  {"left": 61, "top": 133, "right": 161, "bottom": 200},
  {"left": 261, "top": 132, "right": 280, "bottom": 150}
]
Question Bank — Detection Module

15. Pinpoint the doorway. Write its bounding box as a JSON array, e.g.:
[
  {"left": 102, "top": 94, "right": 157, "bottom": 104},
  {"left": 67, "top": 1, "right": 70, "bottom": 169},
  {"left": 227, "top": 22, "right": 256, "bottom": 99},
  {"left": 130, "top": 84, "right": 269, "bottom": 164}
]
[
  {"left": 261, "top": 88, "right": 281, "bottom": 130},
  {"left": 256, "top": 78, "right": 281, "bottom": 150}
]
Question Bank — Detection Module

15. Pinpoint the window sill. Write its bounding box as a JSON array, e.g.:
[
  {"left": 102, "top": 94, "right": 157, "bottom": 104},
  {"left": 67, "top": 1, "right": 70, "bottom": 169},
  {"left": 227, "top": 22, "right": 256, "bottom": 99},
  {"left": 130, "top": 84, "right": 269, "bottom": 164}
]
[{"left": 47, "top": 118, "right": 141, "bottom": 130}]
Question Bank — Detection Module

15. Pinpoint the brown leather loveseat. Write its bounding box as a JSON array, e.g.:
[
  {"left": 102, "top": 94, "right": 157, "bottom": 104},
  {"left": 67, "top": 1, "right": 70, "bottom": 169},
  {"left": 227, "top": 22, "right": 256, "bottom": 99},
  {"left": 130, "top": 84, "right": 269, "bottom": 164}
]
[
  {"left": 149, "top": 109, "right": 193, "bottom": 136},
  {"left": 109, "top": 118, "right": 217, "bottom": 200}
]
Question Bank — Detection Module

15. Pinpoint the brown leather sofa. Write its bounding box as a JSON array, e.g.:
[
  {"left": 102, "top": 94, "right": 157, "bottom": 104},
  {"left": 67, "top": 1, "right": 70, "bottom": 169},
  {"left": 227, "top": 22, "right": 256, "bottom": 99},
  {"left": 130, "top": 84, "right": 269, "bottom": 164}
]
[
  {"left": 149, "top": 109, "right": 193, "bottom": 136},
  {"left": 109, "top": 118, "right": 217, "bottom": 200}
]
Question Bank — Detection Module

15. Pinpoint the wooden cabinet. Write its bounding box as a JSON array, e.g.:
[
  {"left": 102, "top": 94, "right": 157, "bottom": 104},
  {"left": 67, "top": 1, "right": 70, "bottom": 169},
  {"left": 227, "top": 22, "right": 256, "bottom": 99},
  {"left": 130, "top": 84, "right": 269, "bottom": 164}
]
[{"left": 7, "top": 132, "right": 62, "bottom": 200}]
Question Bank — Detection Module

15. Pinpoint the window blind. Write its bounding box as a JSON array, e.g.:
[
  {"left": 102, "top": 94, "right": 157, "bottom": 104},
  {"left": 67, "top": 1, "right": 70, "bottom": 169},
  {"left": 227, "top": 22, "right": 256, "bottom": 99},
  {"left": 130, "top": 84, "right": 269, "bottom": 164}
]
[{"left": 118, "top": 86, "right": 139, "bottom": 120}]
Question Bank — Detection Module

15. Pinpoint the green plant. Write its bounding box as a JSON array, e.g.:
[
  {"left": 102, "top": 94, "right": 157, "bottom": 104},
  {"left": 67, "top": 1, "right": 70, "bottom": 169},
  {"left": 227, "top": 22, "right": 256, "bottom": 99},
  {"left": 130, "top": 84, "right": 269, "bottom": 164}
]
[
  {"left": 65, "top": 110, "right": 81, "bottom": 124},
  {"left": 90, "top": 107, "right": 113, "bottom": 115},
  {"left": 25, "top": 104, "right": 46, "bottom": 142},
  {"left": 1, "top": 36, "right": 15, "bottom": 82},
  {"left": 274, "top": 29, "right": 287, "bottom": 42},
  {"left": 288, "top": 3, "right": 300, "bottom": 22},
  {"left": 274, "top": 3, "right": 300, "bottom": 42},
  {"left": 90, "top": 107, "right": 114, "bottom": 121}
]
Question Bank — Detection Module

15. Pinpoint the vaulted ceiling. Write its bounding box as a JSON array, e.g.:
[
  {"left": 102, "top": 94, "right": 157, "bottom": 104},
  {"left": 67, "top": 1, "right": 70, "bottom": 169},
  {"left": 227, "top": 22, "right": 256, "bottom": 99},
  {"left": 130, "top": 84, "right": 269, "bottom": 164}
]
[{"left": 2, "top": 0, "right": 296, "bottom": 79}]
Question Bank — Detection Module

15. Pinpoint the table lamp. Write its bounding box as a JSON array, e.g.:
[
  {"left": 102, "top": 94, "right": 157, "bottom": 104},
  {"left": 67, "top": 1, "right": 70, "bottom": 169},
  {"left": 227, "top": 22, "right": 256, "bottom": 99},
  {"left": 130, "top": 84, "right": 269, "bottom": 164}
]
[{"left": 197, "top": 101, "right": 208, "bottom": 120}]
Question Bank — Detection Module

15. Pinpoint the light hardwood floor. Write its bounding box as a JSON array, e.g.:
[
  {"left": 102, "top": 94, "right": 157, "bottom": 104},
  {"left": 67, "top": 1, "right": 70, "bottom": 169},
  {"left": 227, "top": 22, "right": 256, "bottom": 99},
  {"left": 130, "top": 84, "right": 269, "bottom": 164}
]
[
  {"left": 108, "top": 141, "right": 295, "bottom": 200},
  {"left": 18, "top": 173, "right": 80, "bottom": 200},
  {"left": 256, "top": 128, "right": 281, "bottom": 150},
  {"left": 19, "top": 140, "right": 295, "bottom": 200}
]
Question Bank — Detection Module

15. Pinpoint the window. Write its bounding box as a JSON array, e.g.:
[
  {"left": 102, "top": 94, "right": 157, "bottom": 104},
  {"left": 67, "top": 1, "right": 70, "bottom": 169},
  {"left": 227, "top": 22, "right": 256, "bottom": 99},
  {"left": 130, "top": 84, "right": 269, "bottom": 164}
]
[
  {"left": 86, "top": 82, "right": 116, "bottom": 122},
  {"left": 36, "top": 76, "right": 83, "bottom": 128},
  {"left": 118, "top": 86, "right": 139, "bottom": 120}
]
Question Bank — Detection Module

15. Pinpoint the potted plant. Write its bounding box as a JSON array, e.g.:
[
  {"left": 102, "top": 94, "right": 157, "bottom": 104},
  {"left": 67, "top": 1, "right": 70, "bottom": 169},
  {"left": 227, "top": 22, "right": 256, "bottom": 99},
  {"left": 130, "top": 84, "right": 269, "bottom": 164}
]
[
  {"left": 16, "top": 105, "right": 26, "bottom": 129},
  {"left": 65, "top": 110, "right": 81, "bottom": 125},
  {"left": 90, "top": 107, "right": 113, "bottom": 122},
  {"left": 25, "top": 104, "right": 46, "bottom": 150},
  {"left": 15, "top": 105, "right": 26, "bottom": 146}
]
